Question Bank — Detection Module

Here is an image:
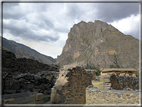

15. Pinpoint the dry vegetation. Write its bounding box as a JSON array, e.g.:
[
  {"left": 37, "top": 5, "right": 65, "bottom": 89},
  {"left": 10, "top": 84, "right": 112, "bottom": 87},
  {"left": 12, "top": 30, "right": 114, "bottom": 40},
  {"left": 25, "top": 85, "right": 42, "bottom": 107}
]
[{"left": 91, "top": 79, "right": 104, "bottom": 89}]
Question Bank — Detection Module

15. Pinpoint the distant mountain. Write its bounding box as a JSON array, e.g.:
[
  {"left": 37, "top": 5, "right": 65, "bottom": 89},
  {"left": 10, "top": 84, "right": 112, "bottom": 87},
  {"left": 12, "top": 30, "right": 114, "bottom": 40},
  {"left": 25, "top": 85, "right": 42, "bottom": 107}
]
[
  {"left": 2, "top": 37, "right": 56, "bottom": 64},
  {"left": 57, "top": 20, "right": 139, "bottom": 71}
]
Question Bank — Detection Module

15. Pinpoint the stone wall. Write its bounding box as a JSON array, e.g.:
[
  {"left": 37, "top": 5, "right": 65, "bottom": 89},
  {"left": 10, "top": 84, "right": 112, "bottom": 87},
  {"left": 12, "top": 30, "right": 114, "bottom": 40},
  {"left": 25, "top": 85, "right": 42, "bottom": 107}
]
[
  {"left": 2, "top": 71, "right": 58, "bottom": 95},
  {"left": 85, "top": 69, "right": 96, "bottom": 80},
  {"left": 103, "top": 73, "right": 139, "bottom": 90},
  {"left": 50, "top": 65, "right": 92, "bottom": 104},
  {"left": 86, "top": 86, "right": 139, "bottom": 104},
  {"left": 3, "top": 92, "right": 44, "bottom": 104}
]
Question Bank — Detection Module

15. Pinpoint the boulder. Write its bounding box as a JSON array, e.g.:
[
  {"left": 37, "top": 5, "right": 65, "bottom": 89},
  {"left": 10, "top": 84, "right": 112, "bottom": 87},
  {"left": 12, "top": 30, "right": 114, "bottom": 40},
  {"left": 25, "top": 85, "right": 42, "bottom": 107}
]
[{"left": 11, "top": 80, "right": 20, "bottom": 90}]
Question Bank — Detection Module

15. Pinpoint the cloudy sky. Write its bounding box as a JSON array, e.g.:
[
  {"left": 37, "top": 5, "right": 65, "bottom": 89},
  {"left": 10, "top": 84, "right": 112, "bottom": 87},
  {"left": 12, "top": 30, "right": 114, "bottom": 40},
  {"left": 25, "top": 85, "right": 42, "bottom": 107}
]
[{"left": 2, "top": 1, "right": 140, "bottom": 58}]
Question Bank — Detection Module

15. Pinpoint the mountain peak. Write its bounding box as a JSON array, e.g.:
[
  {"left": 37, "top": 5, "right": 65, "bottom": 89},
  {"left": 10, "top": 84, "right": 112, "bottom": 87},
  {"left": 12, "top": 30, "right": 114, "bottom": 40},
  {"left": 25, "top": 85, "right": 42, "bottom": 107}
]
[{"left": 57, "top": 20, "right": 139, "bottom": 71}]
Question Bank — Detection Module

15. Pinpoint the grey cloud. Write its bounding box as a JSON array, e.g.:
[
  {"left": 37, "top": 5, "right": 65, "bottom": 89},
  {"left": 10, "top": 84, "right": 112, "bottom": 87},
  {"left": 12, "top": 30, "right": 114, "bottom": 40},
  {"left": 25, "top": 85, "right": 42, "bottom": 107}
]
[
  {"left": 3, "top": 22, "right": 28, "bottom": 35},
  {"left": 3, "top": 22, "right": 59, "bottom": 42},
  {"left": 127, "top": 29, "right": 139, "bottom": 40},
  {"left": 40, "top": 18, "right": 54, "bottom": 30},
  {"left": 66, "top": 4, "right": 84, "bottom": 19},
  {"left": 4, "top": 26, "right": 59, "bottom": 42},
  {"left": 95, "top": 3, "right": 139, "bottom": 22},
  {"left": 54, "top": 27, "right": 69, "bottom": 33},
  {"left": 3, "top": 3, "right": 59, "bottom": 42},
  {"left": 21, "top": 32, "right": 59, "bottom": 42},
  {"left": 3, "top": 3, "right": 19, "bottom": 7},
  {"left": 3, "top": 13, "right": 24, "bottom": 19},
  {"left": 3, "top": 3, "right": 23, "bottom": 19}
]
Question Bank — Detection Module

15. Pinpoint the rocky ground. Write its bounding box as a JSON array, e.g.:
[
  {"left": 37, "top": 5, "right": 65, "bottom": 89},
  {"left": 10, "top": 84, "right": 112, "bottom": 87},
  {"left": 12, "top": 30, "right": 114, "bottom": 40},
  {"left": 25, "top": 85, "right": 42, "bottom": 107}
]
[{"left": 2, "top": 49, "right": 59, "bottom": 98}]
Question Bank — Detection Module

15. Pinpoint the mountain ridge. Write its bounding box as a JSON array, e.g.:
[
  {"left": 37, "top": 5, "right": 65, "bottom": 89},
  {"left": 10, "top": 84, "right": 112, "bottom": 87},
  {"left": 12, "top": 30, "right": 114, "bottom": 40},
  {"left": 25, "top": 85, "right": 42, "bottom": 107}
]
[{"left": 2, "top": 37, "right": 56, "bottom": 64}]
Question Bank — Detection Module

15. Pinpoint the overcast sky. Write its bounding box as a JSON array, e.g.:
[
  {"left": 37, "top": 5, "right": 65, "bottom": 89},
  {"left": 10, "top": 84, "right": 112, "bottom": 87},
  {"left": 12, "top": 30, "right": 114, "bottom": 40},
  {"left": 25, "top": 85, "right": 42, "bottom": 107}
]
[{"left": 2, "top": 2, "right": 140, "bottom": 58}]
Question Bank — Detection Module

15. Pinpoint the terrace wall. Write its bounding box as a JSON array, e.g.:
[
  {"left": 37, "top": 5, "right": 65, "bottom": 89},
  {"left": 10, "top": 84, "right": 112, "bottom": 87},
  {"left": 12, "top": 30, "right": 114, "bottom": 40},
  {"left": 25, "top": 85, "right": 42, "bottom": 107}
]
[{"left": 86, "top": 86, "right": 139, "bottom": 104}]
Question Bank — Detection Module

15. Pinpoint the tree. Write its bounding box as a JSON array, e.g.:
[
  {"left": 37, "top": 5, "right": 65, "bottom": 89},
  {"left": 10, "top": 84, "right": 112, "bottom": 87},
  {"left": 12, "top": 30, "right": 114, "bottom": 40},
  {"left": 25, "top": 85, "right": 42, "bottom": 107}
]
[{"left": 110, "top": 53, "right": 120, "bottom": 68}]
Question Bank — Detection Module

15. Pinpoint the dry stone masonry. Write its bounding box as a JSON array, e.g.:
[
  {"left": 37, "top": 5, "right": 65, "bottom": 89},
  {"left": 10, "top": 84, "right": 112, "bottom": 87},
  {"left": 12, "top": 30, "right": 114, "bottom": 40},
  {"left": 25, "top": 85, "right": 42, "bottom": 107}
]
[
  {"left": 50, "top": 65, "right": 92, "bottom": 104},
  {"left": 3, "top": 92, "right": 44, "bottom": 104},
  {"left": 86, "top": 86, "right": 139, "bottom": 104},
  {"left": 2, "top": 71, "right": 58, "bottom": 95},
  {"left": 103, "top": 73, "right": 139, "bottom": 90}
]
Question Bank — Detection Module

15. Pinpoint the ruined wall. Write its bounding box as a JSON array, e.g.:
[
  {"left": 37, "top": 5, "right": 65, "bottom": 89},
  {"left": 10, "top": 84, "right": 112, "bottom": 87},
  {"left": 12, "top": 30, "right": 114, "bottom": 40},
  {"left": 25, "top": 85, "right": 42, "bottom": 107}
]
[
  {"left": 86, "top": 86, "right": 139, "bottom": 104},
  {"left": 3, "top": 92, "right": 44, "bottom": 104},
  {"left": 103, "top": 73, "right": 139, "bottom": 90},
  {"left": 50, "top": 65, "right": 92, "bottom": 104},
  {"left": 2, "top": 71, "right": 57, "bottom": 95},
  {"left": 85, "top": 69, "right": 96, "bottom": 80}
]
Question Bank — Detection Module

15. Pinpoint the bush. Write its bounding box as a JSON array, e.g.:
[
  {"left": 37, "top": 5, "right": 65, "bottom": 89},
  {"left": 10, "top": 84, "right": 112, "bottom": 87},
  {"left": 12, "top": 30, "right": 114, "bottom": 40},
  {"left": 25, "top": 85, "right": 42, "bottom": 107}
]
[
  {"left": 134, "top": 71, "right": 139, "bottom": 77},
  {"left": 43, "top": 97, "right": 50, "bottom": 103},
  {"left": 85, "top": 64, "right": 101, "bottom": 76}
]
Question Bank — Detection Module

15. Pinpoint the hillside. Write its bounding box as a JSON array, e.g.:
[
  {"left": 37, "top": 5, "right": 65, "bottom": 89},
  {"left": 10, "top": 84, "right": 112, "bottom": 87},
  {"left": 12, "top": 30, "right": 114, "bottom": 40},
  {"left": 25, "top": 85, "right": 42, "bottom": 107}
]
[
  {"left": 2, "top": 37, "right": 56, "bottom": 64},
  {"left": 2, "top": 48, "right": 58, "bottom": 75},
  {"left": 57, "top": 20, "right": 139, "bottom": 70}
]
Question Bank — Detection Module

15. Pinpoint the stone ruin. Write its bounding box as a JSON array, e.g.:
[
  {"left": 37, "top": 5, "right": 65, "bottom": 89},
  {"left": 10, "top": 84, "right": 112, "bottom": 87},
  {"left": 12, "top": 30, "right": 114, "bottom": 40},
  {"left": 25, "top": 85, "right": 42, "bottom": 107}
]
[
  {"left": 103, "top": 73, "right": 139, "bottom": 90},
  {"left": 50, "top": 65, "right": 92, "bottom": 104},
  {"left": 2, "top": 71, "right": 58, "bottom": 95}
]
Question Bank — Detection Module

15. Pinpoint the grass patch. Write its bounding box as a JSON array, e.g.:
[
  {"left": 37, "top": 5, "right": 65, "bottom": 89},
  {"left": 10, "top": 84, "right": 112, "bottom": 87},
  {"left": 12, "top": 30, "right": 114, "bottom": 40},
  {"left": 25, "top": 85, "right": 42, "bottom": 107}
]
[
  {"left": 43, "top": 97, "right": 50, "bottom": 103},
  {"left": 91, "top": 79, "right": 104, "bottom": 89},
  {"left": 46, "top": 73, "right": 52, "bottom": 76}
]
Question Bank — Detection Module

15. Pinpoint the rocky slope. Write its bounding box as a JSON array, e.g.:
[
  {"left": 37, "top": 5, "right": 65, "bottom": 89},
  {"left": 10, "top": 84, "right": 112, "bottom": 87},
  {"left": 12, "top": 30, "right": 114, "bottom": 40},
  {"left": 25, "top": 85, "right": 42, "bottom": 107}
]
[
  {"left": 2, "top": 48, "right": 59, "bottom": 75},
  {"left": 2, "top": 37, "right": 56, "bottom": 64},
  {"left": 2, "top": 48, "right": 59, "bottom": 95},
  {"left": 57, "top": 20, "right": 139, "bottom": 70}
]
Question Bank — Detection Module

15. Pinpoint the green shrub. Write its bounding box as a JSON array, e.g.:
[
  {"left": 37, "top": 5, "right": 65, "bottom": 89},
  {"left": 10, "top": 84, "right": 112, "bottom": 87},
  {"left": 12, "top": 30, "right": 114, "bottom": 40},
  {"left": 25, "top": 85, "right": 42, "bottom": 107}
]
[
  {"left": 85, "top": 64, "right": 101, "bottom": 76},
  {"left": 46, "top": 73, "right": 52, "bottom": 76},
  {"left": 134, "top": 71, "right": 139, "bottom": 77},
  {"left": 43, "top": 97, "right": 50, "bottom": 103}
]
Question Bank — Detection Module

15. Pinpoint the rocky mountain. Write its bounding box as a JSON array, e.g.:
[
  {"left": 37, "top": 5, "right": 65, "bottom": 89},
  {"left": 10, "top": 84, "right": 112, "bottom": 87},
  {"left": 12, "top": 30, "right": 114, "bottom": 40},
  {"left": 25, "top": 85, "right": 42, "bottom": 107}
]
[
  {"left": 2, "top": 37, "right": 56, "bottom": 64},
  {"left": 57, "top": 20, "right": 139, "bottom": 71}
]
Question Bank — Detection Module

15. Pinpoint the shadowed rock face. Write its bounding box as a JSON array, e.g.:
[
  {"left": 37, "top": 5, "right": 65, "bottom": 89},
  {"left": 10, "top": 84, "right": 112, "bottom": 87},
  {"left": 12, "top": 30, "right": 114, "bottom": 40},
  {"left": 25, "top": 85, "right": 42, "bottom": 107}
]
[
  {"left": 50, "top": 65, "right": 92, "bottom": 104},
  {"left": 57, "top": 20, "right": 139, "bottom": 70}
]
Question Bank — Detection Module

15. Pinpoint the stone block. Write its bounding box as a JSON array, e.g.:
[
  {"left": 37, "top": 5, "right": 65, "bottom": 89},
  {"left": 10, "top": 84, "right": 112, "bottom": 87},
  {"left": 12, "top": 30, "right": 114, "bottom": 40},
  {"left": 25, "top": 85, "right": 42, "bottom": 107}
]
[
  {"left": 5, "top": 80, "right": 10, "bottom": 87},
  {"left": 105, "top": 83, "right": 111, "bottom": 86},
  {"left": 5, "top": 86, "right": 10, "bottom": 90},
  {"left": 3, "top": 98, "right": 14, "bottom": 104},
  {"left": 4, "top": 90, "right": 16, "bottom": 94},
  {"left": 33, "top": 88, "right": 40, "bottom": 93},
  {"left": 23, "top": 83, "right": 34, "bottom": 89},
  {"left": 13, "top": 96, "right": 35, "bottom": 104},
  {"left": 11, "top": 81, "right": 20, "bottom": 90},
  {"left": 103, "top": 78, "right": 110, "bottom": 83},
  {"left": 35, "top": 93, "right": 44, "bottom": 101}
]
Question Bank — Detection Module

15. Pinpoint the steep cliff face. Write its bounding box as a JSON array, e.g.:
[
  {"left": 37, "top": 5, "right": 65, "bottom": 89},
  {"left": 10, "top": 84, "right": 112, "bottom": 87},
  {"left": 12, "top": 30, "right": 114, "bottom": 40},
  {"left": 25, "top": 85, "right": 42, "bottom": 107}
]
[{"left": 57, "top": 20, "right": 139, "bottom": 70}]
